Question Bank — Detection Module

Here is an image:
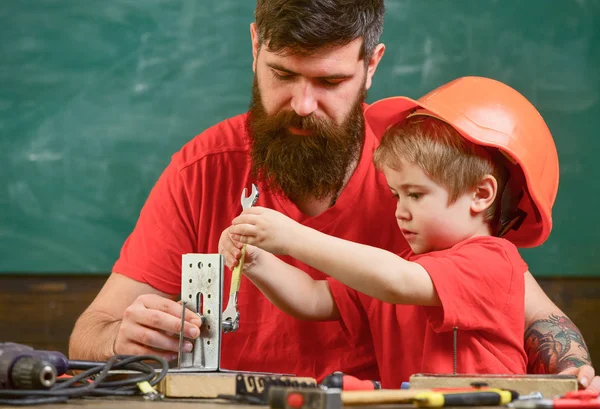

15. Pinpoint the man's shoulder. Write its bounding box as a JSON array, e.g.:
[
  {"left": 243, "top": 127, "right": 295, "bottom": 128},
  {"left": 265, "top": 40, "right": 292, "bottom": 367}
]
[{"left": 174, "top": 112, "right": 249, "bottom": 171}]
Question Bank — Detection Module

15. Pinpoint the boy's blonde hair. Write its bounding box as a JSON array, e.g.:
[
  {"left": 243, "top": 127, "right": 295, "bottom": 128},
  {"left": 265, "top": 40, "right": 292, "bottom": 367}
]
[{"left": 373, "top": 115, "right": 508, "bottom": 231}]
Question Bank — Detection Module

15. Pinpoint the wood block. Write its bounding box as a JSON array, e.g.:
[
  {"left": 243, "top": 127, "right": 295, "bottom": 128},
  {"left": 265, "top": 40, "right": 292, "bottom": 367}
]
[
  {"left": 158, "top": 372, "right": 316, "bottom": 398},
  {"left": 409, "top": 374, "right": 578, "bottom": 398}
]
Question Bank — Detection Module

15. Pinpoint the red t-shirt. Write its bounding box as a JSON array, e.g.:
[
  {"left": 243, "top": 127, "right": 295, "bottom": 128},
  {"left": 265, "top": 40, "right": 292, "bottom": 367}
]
[
  {"left": 113, "top": 112, "right": 407, "bottom": 381},
  {"left": 328, "top": 236, "right": 527, "bottom": 388}
]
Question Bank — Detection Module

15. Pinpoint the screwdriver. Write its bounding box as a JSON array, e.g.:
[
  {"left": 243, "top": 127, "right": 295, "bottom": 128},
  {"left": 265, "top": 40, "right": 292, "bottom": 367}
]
[
  {"left": 413, "top": 389, "right": 518, "bottom": 407},
  {"left": 320, "top": 372, "right": 381, "bottom": 391}
]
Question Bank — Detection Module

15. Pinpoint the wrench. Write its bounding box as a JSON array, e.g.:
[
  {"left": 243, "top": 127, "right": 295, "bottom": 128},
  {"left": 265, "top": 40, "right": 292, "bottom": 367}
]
[{"left": 222, "top": 183, "right": 259, "bottom": 333}]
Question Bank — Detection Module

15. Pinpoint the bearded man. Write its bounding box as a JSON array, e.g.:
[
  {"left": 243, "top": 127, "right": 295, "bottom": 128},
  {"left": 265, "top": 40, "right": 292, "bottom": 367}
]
[{"left": 70, "top": 0, "right": 598, "bottom": 389}]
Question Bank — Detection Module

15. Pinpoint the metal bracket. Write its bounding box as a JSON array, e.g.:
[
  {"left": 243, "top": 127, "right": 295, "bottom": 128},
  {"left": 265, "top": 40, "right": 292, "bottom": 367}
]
[
  {"left": 175, "top": 253, "right": 223, "bottom": 371},
  {"left": 216, "top": 374, "right": 317, "bottom": 405}
]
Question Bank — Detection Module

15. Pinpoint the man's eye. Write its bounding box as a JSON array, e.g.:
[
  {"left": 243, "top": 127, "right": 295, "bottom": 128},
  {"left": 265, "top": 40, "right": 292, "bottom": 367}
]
[
  {"left": 321, "top": 78, "right": 344, "bottom": 86},
  {"left": 273, "top": 71, "right": 293, "bottom": 81}
]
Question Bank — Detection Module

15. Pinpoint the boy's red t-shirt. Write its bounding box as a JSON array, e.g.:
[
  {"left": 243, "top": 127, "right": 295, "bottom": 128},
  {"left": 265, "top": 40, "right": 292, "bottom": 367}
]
[
  {"left": 113, "top": 112, "right": 406, "bottom": 381},
  {"left": 329, "top": 236, "right": 528, "bottom": 388}
]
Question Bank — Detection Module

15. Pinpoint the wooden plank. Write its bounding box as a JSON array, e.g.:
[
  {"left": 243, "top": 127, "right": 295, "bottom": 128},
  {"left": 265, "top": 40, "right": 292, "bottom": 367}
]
[
  {"left": 158, "top": 372, "right": 316, "bottom": 398},
  {"left": 409, "top": 374, "right": 578, "bottom": 398}
]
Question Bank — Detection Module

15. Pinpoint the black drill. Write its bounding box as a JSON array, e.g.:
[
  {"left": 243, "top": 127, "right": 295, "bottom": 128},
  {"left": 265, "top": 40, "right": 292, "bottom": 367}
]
[{"left": 0, "top": 343, "right": 67, "bottom": 389}]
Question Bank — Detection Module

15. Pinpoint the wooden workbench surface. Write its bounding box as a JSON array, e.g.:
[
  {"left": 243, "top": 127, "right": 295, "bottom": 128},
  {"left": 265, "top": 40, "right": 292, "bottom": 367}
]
[
  {"left": 11, "top": 397, "right": 416, "bottom": 409},
  {"left": 15, "top": 397, "right": 262, "bottom": 409}
]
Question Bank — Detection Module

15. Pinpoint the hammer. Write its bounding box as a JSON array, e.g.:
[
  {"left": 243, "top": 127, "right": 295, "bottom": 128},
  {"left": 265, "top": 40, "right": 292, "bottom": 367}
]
[{"left": 269, "top": 387, "right": 517, "bottom": 408}]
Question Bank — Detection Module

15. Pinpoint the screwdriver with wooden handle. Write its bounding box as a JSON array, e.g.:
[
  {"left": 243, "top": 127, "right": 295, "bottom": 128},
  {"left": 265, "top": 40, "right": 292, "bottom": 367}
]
[{"left": 222, "top": 183, "right": 259, "bottom": 333}]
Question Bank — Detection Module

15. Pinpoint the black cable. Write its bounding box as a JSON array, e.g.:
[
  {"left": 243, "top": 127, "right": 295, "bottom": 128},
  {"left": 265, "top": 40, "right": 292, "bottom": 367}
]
[
  {"left": 0, "top": 355, "right": 168, "bottom": 406},
  {"left": 66, "top": 359, "right": 109, "bottom": 370}
]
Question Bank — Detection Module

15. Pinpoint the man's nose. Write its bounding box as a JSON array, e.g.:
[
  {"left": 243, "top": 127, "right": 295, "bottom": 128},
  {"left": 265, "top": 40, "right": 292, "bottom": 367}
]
[{"left": 290, "top": 81, "right": 318, "bottom": 117}]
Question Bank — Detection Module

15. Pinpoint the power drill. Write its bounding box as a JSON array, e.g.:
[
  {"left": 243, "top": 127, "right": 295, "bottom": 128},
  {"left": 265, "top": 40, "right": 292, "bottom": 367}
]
[{"left": 0, "top": 343, "right": 68, "bottom": 389}]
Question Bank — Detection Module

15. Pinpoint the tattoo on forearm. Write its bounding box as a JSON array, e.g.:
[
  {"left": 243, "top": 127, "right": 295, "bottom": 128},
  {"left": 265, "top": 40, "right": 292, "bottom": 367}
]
[{"left": 525, "top": 314, "right": 592, "bottom": 374}]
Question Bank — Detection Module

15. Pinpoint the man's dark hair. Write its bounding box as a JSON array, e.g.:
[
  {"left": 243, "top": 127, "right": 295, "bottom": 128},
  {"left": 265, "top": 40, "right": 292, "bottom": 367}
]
[{"left": 255, "top": 0, "right": 384, "bottom": 60}]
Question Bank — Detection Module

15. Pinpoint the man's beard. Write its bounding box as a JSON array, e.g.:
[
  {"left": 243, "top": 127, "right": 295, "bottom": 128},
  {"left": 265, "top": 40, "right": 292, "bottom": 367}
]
[{"left": 246, "top": 77, "right": 366, "bottom": 202}]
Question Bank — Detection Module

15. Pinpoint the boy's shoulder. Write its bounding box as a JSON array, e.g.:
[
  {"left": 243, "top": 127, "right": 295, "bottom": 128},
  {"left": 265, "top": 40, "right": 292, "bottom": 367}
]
[
  {"left": 453, "top": 236, "right": 520, "bottom": 256},
  {"left": 410, "top": 236, "right": 525, "bottom": 269}
]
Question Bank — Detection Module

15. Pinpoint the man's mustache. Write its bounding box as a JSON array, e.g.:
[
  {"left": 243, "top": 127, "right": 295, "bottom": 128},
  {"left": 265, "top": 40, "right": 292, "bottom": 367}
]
[{"left": 268, "top": 111, "right": 330, "bottom": 134}]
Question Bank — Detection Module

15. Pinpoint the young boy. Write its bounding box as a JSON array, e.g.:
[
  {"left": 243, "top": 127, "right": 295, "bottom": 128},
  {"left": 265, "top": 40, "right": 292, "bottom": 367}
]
[{"left": 222, "top": 76, "right": 559, "bottom": 388}]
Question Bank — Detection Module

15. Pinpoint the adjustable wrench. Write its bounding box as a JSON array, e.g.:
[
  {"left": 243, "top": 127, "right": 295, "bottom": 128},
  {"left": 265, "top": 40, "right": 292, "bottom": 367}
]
[{"left": 222, "top": 183, "right": 259, "bottom": 333}]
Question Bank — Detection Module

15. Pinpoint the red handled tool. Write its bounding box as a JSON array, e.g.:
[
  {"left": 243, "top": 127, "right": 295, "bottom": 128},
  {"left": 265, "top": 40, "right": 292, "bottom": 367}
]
[
  {"left": 320, "top": 372, "right": 381, "bottom": 391},
  {"left": 512, "top": 390, "right": 600, "bottom": 409}
]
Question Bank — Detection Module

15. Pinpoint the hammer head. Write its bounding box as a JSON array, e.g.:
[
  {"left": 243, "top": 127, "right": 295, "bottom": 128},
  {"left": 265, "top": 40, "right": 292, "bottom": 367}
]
[{"left": 269, "top": 387, "right": 341, "bottom": 409}]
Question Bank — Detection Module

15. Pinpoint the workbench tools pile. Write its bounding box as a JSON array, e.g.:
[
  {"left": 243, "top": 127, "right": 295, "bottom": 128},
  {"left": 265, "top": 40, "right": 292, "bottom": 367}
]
[{"left": 0, "top": 342, "right": 168, "bottom": 406}]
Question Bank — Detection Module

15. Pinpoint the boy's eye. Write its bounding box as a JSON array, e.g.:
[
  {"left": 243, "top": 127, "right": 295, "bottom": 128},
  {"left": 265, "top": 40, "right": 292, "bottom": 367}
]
[{"left": 407, "top": 192, "right": 422, "bottom": 200}]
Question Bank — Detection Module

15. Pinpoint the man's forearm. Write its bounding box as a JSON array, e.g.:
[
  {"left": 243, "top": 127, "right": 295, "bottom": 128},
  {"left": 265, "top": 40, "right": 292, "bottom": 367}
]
[
  {"left": 525, "top": 313, "right": 592, "bottom": 374},
  {"left": 69, "top": 310, "right": 121, "bottom": 361}
]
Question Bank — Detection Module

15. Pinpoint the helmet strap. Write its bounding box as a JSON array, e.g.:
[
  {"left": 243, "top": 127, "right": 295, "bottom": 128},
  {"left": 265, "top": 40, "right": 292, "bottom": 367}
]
[{"left": 496, "top": 159, "right": 528, "bottom": 238}]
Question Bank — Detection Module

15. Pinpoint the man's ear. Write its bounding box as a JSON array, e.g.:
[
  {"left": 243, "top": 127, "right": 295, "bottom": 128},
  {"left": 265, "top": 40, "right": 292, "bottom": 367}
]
[
  {"left": 365, "top": 43, "right": 385, "bottom": 90},
  {"left": 250, "top": 22, "right": 259, "bottom": 73},
  {"left": 471, "top": 174, "right": 498, "bottom": 214}
]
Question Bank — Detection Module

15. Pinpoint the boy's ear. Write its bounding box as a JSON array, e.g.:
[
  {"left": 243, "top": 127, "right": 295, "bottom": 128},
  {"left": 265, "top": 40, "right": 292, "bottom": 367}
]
[{"left": 471, "top": 174, "right": 498, "bottom": 214}]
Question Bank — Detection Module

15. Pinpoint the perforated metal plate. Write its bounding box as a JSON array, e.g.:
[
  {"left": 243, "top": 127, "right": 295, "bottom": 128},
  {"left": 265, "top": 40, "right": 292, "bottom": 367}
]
[{"left": 175, "top": 254, "right": 224, "bottom": 371}]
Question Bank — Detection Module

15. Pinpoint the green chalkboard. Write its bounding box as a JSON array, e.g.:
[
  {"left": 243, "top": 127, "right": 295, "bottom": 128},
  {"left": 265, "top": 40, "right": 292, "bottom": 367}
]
[{"left": 1, "top": 1, "right": 599, "bottom": 276}]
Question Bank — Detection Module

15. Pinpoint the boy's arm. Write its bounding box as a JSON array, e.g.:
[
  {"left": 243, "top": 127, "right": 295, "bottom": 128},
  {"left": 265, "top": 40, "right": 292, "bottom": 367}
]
[
  {"left": 243, "top": 246, "right": 340, "bottom": 321},
  {"left": 524, "top": 271, "right": 598, "bottom": 389},
  {"left": 290, "top": 228, "right": 439, "bottom": 305},
  {"left": 231, "top": 208, "right": 440, "bottom": 306}
]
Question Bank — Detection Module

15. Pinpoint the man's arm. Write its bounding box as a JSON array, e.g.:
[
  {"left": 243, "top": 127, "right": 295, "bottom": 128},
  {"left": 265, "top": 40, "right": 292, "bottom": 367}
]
[
  {"left": 524, "top": 271, "right": 597, "bottom": 389},
  {"left": 69, "top": 273, "right": 202, "bottom": 361}
]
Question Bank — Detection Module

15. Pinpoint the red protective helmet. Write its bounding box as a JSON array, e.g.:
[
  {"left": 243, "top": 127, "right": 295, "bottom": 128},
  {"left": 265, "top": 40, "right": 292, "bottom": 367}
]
[{"left": 365, "top": 76, "right": 559, "bottom": 247}]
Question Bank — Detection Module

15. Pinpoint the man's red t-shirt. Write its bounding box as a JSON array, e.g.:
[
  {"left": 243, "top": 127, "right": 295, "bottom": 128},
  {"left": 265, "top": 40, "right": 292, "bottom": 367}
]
[
  {"left": 328, "top": 236, "right": 528, "bottom": 388},
  {"left": 113, "top": 112, "right": 406, "bottom": 381}
]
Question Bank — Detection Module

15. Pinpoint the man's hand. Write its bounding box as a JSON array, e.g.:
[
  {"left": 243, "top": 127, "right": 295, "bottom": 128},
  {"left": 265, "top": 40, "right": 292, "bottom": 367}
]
[
  {"left": 557, "top": 366, "right": 600, "bottom": 391},
  {"left": 69, "top": 274, "right": 203, "bottom": 361},
  {"left": 589, "top": 375, "right": 600, "bottom": 392},
  {"left": 114, "top": 294, "right": 203, "bottom": 360},
  {"left": 230, "top": 207, "right": 300, "bottom": 255}
]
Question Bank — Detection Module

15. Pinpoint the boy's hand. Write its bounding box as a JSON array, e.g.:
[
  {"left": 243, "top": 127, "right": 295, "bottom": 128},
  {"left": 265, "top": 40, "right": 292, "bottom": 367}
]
[
  {"left": 218, "top": 225, "right": 263, "bottom": 273},
  {"left": 218, "top": 226, "right": 244, "bottom": 269},
  {"left": 230, "top": 207, "right": 298, "bottom": 255}
]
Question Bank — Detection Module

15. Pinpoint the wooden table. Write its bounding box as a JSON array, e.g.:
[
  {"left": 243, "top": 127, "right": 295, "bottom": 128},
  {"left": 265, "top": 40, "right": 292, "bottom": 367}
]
[
  {"left": 8, "top": 397, "right": 512, "bottom": 409},
  {"left": 10, "top": 397, "right": 418, "bottom": 409},
  {"left": 13, "top": 397, "right": 262, "bottom": 409}
]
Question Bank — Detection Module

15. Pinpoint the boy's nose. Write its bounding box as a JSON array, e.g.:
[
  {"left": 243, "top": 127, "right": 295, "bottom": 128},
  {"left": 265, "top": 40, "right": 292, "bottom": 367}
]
[{"left": 395, "top": 202, "right": 410, "bottom": 221}]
